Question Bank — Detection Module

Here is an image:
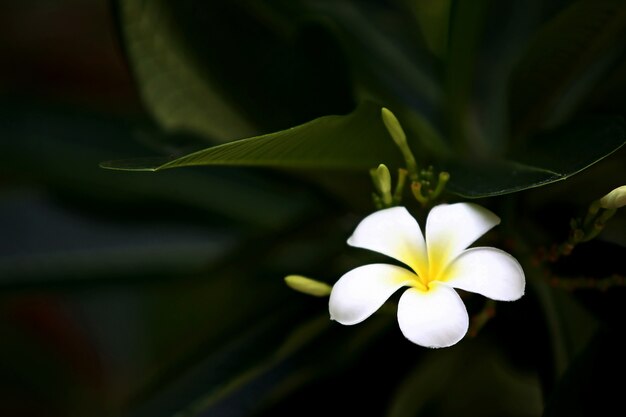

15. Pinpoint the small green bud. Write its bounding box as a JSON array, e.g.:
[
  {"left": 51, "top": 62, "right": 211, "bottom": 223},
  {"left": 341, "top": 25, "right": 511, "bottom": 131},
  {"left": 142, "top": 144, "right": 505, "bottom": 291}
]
[
  {"left": 375, "top": 164, "right": 392, "bottom": 195},
  {"left": 370, "top": 164, "right": 393, "bottom": 207},
  {"left": 381, "top": 108, "right": 418, "bottom": 180},
  {"left": 381, "top": 107, "right": 407, "bottom": 149},
  {"left": 599, "top": 185, "right": 626, "bottom": 209},
  {"left": 284, "top": 275, "right": 332, "bottom": 297}
]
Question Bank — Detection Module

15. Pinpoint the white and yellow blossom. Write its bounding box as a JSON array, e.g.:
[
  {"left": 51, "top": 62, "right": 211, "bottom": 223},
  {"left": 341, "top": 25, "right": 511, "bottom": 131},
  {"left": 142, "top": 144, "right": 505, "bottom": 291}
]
[{"left": 329, "top": 203, "right": 525, "bottom": 348}]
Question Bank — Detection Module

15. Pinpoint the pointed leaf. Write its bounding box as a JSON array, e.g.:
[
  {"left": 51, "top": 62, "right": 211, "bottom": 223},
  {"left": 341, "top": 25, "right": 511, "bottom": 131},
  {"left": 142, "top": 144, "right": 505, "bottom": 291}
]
[
  {"left": 445, "top": 0, "right": 490, "bottom": 150},
  {"left": 387, "top": 341, "right": 542, "bottom": 417},
  {"left": 102, "top": 101, "right": 404, "bottom": 171},
  {"left": 447, "top": 116, "right": 626, "bottom": 197},
  {"left": 411, "top": 0, "right": 452, "bottom": 58},
  {"left": 103, "top": 108, "right": 624, "bottom": 198},
  {"left": 128, "top": 312, "right": 390, "bottom": 417},
  {"left": 301, "top": 0, "right": 442, "bottom": 107},
  {"left": 296, "top": 0, "right": 449, "bottom": 157},
  {"left": 510, "top": 0, "right": 626, "bottom": 134},
  {"left": 544, "top": 329, "right": 625, "bottom": 417},
  {"left": 116, "top": 0, "right": 256, "bottom": 141},
  {"left": 0, "top": 102, "right": 317, "bottom": 229}
]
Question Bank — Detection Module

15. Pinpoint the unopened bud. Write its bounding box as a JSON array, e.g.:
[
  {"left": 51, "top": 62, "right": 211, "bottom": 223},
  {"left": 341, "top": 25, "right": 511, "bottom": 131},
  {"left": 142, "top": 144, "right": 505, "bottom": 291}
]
[
  {"left": 381, "top": 108, "right": 418, "bottom": 179},
  {"left": 371, "top": 164, "right": 394, "bottom": 208},
  {"left": 599, "top": 185, "right": 626, "bottom": 209},
  {"left": 284, "top": 275, "right": 332, "bottom": 297},
  {"left": 374, "top": 164, "right": 392, "bottom": 194},
  {"left": 381, "top": 108, "right": 407, "bottom": 149}
]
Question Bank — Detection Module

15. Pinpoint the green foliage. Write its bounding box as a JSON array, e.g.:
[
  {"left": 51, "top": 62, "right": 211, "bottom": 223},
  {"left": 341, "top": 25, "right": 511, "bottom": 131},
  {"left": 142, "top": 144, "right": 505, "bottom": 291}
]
[
  {"left": 510, "top": 0, "right": 626, "bottom": 134},
  {"left": 98, "top": 0, "right": 626, "bottom": 413},
  {"left": 446, "top": 116, "right": 626, "bottom": 197},
  {"left": 107, "top": 0, "right": 626, "bottom": 198},
  {"left": 386, "top": 341, "right": 543, "bottom": 417},
  {"left": 103, "top": 107, "right": 624, "bottom": 198},
  {"left": 3, "top": 0, "right": 626, "bottom": 416},
  {"left": 117, "top": 1, "right": 257, "bottom": 142},
  {"left": 101, "top": 101, "right": 404, "bottom": 171}
]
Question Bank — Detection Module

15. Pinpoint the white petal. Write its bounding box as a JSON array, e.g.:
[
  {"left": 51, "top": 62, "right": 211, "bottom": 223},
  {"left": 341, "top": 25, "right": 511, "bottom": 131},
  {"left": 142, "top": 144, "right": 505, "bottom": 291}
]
[
  {"left": 397, "top": 286, "right": 469, "bottom": 348},
  {"left": 347, "top": 207, "right": 428, "bottom": 277},
  {"left": 425, "top": 203, "right": 500, "bottom": 279},
  {"left": 329, "top": 264, "right": 416, "bottom": 325},
  {"left": 441, "top": 247, "right": 525, "bottom": 301}
]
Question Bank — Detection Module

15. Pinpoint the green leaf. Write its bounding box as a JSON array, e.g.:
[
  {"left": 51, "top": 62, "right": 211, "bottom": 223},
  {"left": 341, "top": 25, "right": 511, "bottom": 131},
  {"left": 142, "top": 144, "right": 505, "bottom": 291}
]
[
  {"left": 0, "top": 191, "right": 241, "bottom": 287},
  {"left": 295, "top": 0, "right": 450, "bottom": 157},
  {"left": 116, "top": 0, "right": 257, "bottom": 141},
  {"left": 409, "top": 0, "right": 452, "bottom": 58},
  {"left": 117, "top": 0, "right": 357, "bottom": 139},
  {"left": 526, "top": 273, "right": 598, "bottom": 382},
  {"left": 102, "top": 101, "right": 405, "bottom": 171},
  {"left": 445, "top": 0, "right": 490, "bottom": 151},
  {"left": 302, "top": 0, "right": 442, "bottom": 107},
  {"left": 446, "top": 116, "right": 626, "bottom": 198},
  {"left": 585, "top": 54, "right": 626, "bottom": 114},
  {"left": 128, "top": 312, "right": 391, "bottom": 417},
  {"left": 103, "top": 106, "right": 625, "bottom": 198},
  {"left": 1, "top": 101, "right": 317, "bottom": 230},
  {"left": 386, "top": 340, "right": 543, "bottom": 417},
  {"left": 510, "top": 0, "right": 626, "bottom": 135},
  {"left": 454, "top": 1, "right": 545, "bottom": 155},
  {"left": 543, "top": 329, "right": 625, "bottom": 417}
]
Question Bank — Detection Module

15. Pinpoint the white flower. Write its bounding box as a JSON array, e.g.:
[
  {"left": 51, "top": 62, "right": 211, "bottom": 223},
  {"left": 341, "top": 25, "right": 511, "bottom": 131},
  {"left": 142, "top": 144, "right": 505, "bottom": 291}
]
[{"left": 329, "top": 203, "right": 525, "bottom": 348}]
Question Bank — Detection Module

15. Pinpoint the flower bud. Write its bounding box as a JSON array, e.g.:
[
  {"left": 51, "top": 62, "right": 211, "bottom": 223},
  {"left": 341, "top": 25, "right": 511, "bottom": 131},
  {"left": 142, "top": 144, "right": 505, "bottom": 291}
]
[
  {"left": 381, "top": 107, "right": 408, "bottom": 150},
  {"left": 381, "top": 108, "right": 418, "bottom": 179},
  {"left": 599, "top": 185, "right": 626, "bottom": 209},
  {"left": 284, "top": 275, "right": 332, "bottom": 297}
]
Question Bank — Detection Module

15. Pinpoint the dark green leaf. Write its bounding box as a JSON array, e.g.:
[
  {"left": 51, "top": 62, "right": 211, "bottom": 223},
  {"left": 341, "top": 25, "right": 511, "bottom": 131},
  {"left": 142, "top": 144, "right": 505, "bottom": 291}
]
[
  {"left": 445, "top": 159, "right": 559, "bottom": 198},
  {"left": 117, "top": 0, "right": 357, "bottom": 139},
  {"left": 302, "top": 0, "right": 442, "bottom": 107},
  {"left": 541, "top": 286, "right": 598, "bottom": 378},
  {"left": 0, "top": 191, "right": 241, "bottom": 287},
  {"left": 104, "top": 110, "right": 624, "bottom": 198},
  {"left": 445, "top": 0, "right": 490, "bottom": 151},
  {"left": 454, "top": 1, "right": 544, "bottom": 155},
  {"left": 409, "top": 0, "right": 452, "bottom": 58},
  {"left": 585, "top": 53, "right": 626, "bottom": 114},
  {"left": 1, "top": 101, "right": 318, "bottom": 230},
  {"left": 543, "top": 329, "right": 626, "bottom": 417},
  {"left": 386, "top": 340, "right": 542, "bottom": 417},
  {"left": 510, "top": 0, "right": 626, "bottom": 135},
  {"left": 102, "top": 101, "right": 406, "bottom": 171},
  {"left": 126, "top": 305, "right": 315, "bottom": 417},
  {"left": 297, "top": 0, "right": 450, "bottom": 157},
  {"left": 128, "top": 311, "right": 391, "bottom": 417},
  {"left": 116, "top": 0, "right": 257, "bottom": 141},
  {"left": 447, "top": 117, "right": 626, "bottom": 197}
]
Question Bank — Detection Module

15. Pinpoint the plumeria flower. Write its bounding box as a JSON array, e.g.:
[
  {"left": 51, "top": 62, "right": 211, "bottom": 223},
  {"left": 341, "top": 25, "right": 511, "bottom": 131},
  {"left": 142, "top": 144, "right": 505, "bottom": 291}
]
[{"left": 329, "top": 203, "right": 525, "bottom": 348}]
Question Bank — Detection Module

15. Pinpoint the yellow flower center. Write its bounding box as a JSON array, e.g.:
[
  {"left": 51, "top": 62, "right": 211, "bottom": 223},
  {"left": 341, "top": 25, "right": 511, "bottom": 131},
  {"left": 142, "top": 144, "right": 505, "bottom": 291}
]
[{"left": 409, "top": 242, "right": 451, "bottom": 292}]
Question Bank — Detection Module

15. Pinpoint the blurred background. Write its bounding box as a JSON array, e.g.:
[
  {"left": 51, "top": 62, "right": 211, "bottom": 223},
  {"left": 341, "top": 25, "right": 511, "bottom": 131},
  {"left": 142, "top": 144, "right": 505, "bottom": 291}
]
[{"left": 1, "top": 1, "right": 625, "bottom": 416}]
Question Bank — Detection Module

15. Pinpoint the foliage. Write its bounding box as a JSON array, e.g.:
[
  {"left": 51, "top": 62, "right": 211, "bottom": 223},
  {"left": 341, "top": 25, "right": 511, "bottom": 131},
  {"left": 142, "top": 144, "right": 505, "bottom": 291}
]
[{"left": 1, "top": 0, "right": 626, "bottom": 416}]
